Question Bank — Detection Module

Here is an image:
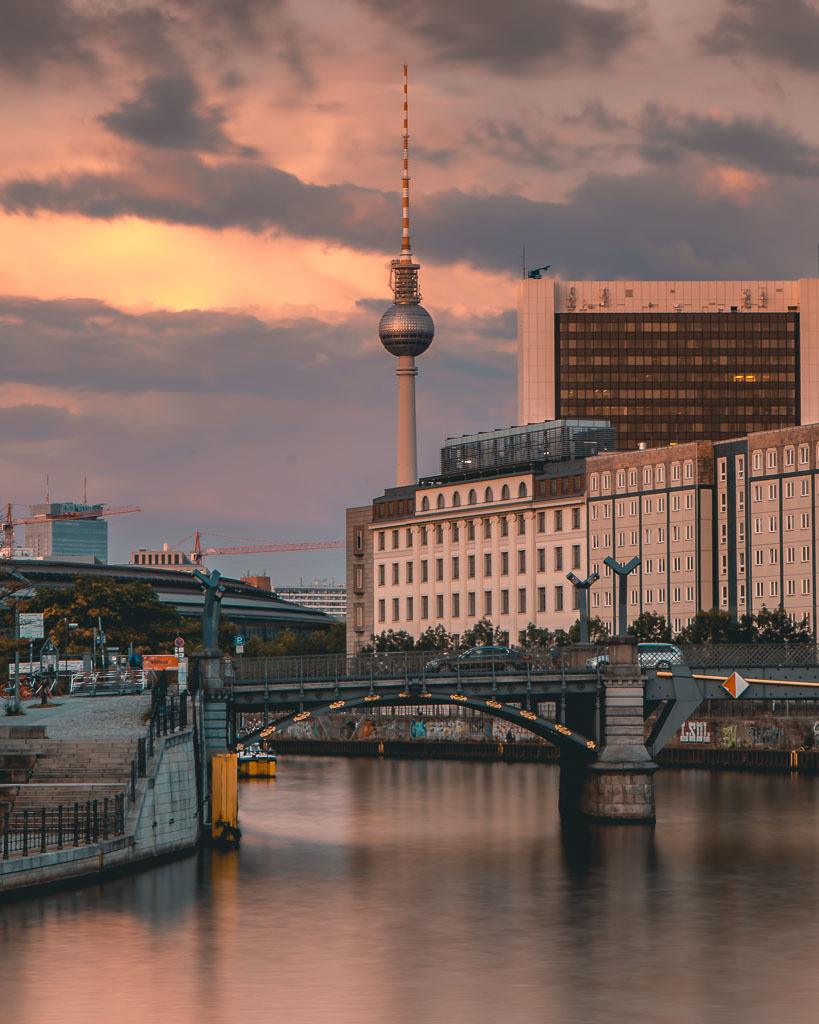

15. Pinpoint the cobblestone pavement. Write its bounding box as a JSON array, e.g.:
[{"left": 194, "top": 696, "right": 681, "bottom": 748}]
[{"left": 8, "top": 694, "right": 152, "bottom": 740}]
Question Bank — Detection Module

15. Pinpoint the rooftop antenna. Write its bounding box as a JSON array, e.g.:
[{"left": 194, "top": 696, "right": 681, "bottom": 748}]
[
  {"left": 83, "top": 474, "right": 87, "bottom": 504},
  {"left": 401, "top": 62, "right": 411, "bottom": 264},
  {"left": 45, "top": 474, "right": 50, "bottom": 504},
  {"left": 522, "top": 245, "right": 526, "bottom": 280}
]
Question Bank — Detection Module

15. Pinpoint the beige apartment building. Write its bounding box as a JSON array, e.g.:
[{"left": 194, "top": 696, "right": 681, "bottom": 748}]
[
  {"left": 587, "top": 424, "right": 819, "bottom": 635},
  {"left": 346, "top": 420, "right": 615, "bottom": 654}
]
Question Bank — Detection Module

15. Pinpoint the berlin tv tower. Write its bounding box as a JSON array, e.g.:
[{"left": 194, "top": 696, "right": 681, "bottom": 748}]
[{"left": 378, "top": 65, "right": 435, "bottom": 487}]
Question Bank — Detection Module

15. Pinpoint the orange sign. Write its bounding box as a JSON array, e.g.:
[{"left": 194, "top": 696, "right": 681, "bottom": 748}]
[
  {"left": 722, "top": 671, "right": 749, "bottom": 699},
  {"left": 142, "top": 655, "right": 180, "bottom": 672}
]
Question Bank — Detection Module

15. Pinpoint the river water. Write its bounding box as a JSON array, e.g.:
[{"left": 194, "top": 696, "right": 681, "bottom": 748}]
[{"left": 3, "top": 757, "right": 819, "bottom": 1024}]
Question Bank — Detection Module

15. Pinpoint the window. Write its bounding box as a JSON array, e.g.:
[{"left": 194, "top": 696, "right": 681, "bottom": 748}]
[
  {"left": 555, "top": 510, "right": 563, "bottom": 532},
  {"left": 378, "top": 564, "right": 385, "bottom": 586},
  {"left": 737, "top": 455, "right": 745, "bottom": 480},
  {"left": 484, "top": 591, "right": 493, "bottom": 615},
  {"left": 378, "top": 531, "right": 385, "bottom": 551},
  {"left": 484, "top": 553, "right": 492, "bottom": 576},
  {"left": 501, "top": 590, "right": 510, "bottom": 614},
  {"left": 555, "top": 585, "right": 564, "bottom": 611},
  {"left": 435, "top": 558, "right": 444, "bottom": 582},
  {"left": 484, "top": 487, "right": 494, "bottom": 503},
  {"left": 436, "top": 595, "right": 444, "bottom": 618},
  {"left": 802, "top": 479, "right": 810, "bottom": 497},
  {"left": 572, "top": 544, "right": 581, "bottom": 569},
  {"left": 803, "top": 513, "right": 812, "bottom": 530},
  {"left": 684, "top": 461, "right": 694, "bottom": 480},
  {"left": 421, "top": 526, "right": 428, "bottom": 546},
  {"left": 467, "top": 592, "right": 476, "bottom": 617},
  {"left": 800, "top": 444, "right": 809, "bottom": 465},
  {"left": 518, "top": 549, "right": 526, "bottom": 573},
  {"left": 468, "top": 489, "right": 477, "bottom": 505},
  {"left": 554, "top": 547, "right": 563, "bottom": 571},
  {"left": 768, "top": 483, "right": 778, "bottom": 500},
  {"left": 378, "top": 599, "right": 386, "bottom": 622},
  {"left": 500, "top": 517, "right": 509, "bottom": 538},
  {"left": 767, "top": 449, "right": 777, "bottom": 469},
  {"left": 452, "top": 593, "right": 460, "bottom": 617},
  {"left": 392, "top": 598, "right": 399, "bottom": 621},
  {"left": 435, "top": 525, "right": 444, "bottom": 544},
  {"left": 354, "top": 528, "right": 364, "bottom": 553},
  {"left": 406, "top": 596, "right": 414, "bottom": 620},
  {"left": 517, "top": 514, "right": 526, "bottom": 535},
  {"left": 629, "top": 469, "right": 638, "bottom": 487},
  {"left": 572, "top": 507, "right": 581, "bottom": 529},
  {"left": 467, "top": 521, "right": 476, "bottom": 541},
  {"left": 518, "top": 588, "right": 527, "bottom": 614},
  {"left": 421, "top": 560, "right": 428, "bottom": 583},
  {"left": 421, "top": 595, "right": 429, "bottom": 619},
  {"left": 451, "top": 556, "right": 459, "bottom": 580},
  {"left": 483, "top": 519, "right": 491, "bottom": 540},
  {"left": 671, "top": 463, "right": 680, "bottom": 482},
  {"left": 406, "top": 528, "right": 413, "bottom": 546},
  {"left": 537, "top": 547, "right": 546, "bottom": 572},
  {"left": 753, "top": 451, "right": 762, "bottom": 471},
  {"left": 452, "top": 491, "right": 461, "bottom": 507},
  {"left": 518, "top": 481, "right": 528, "bottom": 498},
  {"left": 354, "top": 566, "right": 364, "bottom": 592},
  {"left": 617, "top": 470, "right": 626, "bottom": 488},
  {"left": 537, "top": 511, "right": 546, "bottom": 532},
  {"left": 452, "top": 522, "right": 460, "bottom": 542},
  {"left": 392, "top": 562, "right": 399, "bottom": 585},
  {"left": 718, "top": 459, "right": 727, "bottom": 482},
  {"left": 437, "top": 494, "right": 445, "bottom": 509},
  {"left": 501, "top": 552, "right": 509, "bottom": 575},
  {"left": 501, "top": 485, "right": 510, "bottom": 500},
  {"left": 602, "top": 473, "right": 610, "bottom": 489},
  {"left": 406, "top": 562, "right": 413, "bottom": 584},
  {"left": 590, "top": 474, "right": 599, "bottom": 492},
  {"left": 467, "top": 554, "right": 476, "bottom": 578},
  {"left": 785, "top": 447, "right": 795, "bottom": 467},
  {"left": 421, "top": 496, "right": 430, "bottom": 512},
  {"left": 644, "top": 466, "right": 653, "bottom": 487}
]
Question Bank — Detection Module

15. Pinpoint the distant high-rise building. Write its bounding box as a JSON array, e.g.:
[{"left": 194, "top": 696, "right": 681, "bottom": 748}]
[
  {"left": 275, "top": 581, "right": 346, "bottom": 620},
  {"left": 25, "top": 503, "right": 108, "bottom": 563},
  {"left": 518, "top": 278, "right": 819, "bottom": 450}
]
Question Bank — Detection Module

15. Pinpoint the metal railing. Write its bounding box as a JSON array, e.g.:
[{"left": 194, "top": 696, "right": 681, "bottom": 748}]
[
  {"left": 679, "top": 644, "right": 819, "bottom": 669},
  {"left": 2, "top": 796, "right": 126, "bottom": 859},
  {"left": 69, "top": 669, "right": 150, "bottom": 696}
]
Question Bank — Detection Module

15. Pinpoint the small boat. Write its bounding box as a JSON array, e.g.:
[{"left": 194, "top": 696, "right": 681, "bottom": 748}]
[{"left": 237, "top": 743, "right": 277, "bottom": 778}]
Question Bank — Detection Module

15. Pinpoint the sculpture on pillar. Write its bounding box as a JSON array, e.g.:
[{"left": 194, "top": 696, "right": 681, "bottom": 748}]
[
  {"left": 603, "top": 556, "right": 640, "bottom": 637},
  {"left": 566, "top": 571, "right": 600, "bottom": 643},
  {"left": 193, "top": 568, "right": 226, "bottom": 654}
]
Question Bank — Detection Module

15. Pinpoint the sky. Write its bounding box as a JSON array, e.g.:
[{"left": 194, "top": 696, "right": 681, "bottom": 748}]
[{"left": 3, "top": 0, "right": 819, "bottom": 584}]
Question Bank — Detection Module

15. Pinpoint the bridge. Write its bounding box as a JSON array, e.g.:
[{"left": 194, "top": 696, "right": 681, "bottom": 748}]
[{"left": 192, "top": 640, "right": 819, "bottom": 824}]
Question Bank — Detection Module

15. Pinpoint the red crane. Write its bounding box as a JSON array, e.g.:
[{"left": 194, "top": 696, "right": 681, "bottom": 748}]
[{"left": 185, "top": 531, "right": 345, "bottom": 566}]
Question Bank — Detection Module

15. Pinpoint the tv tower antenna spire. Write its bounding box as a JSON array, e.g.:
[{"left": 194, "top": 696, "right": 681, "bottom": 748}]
[{"left": 378, "top": 64, "right": 435, "bottom": 487}]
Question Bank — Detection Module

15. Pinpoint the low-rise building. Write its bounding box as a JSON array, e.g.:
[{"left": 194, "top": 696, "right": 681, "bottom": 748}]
[{"left": 346, "top": 419, "right": 615, "bottom": 653}]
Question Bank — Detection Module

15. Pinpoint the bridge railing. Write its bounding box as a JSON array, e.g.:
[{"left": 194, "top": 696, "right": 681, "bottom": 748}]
[
  {"left": 232, "top": 646, "right": 607, "bottom": 686},
  {"left": 679, "top": 644, "right": 819, "bottom": 669}
]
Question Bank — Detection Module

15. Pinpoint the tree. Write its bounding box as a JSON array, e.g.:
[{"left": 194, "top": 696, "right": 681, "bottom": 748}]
[
  {"left": 362, "top": 629, "right": 418, "bottom": 653},
  {"left": 245, "top": 623, "right": 345, "bottom": 657},
  {"left": 518, "top": 623, "right": 557, "bottom": 649},
  {"left": 675, "top": 609, "right": 752, "bottom": 644},
  {"left": 752, "top": 606, "right": 812, "bottom": 643},
  {"left": 565, "top": 616, "right": 610, "bottom": 644},
  {"left": 629, "top": 611, "right": 671, "bottom": 642},
  {"left": 459, "top": 618, "right": 506, "bottom": 649},
  {"left": 415, "top": 625, "right": 453, "bottom": 651}
]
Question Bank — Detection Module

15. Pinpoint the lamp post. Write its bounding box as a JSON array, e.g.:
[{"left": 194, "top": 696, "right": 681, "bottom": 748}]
[
  {"left": 39, "top": 639, "right": 59, "bottom": 706},
  {"left": 566, "top": 571, "right": 600, "bottom": 644},
  {"left": 603, "top": 556, "right": 641, "bottom": 637},
  {"left": 2, "top": 568, "right": 36, "bottom": 715}
]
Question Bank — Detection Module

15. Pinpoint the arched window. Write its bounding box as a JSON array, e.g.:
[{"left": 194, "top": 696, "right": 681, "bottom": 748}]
[
  {"left": 452, "top": 491, "right": 461, "bottom": 507},
  {"left": 518, "top": 481, "right": 528, "bottom": 498},
  {"left": 468, "top": 488, "right": 477, "bottom": 505},
  {"left": 421, "top": 496, "right": 430, "bottom": 512},
  {"left": 501, "top": 484, "right": 510, "bottom": 500},
  {"left": 484, "top": 486, "right": 494, "bottom": 503},
  {"left": 436, "top": 494, "right": 445, "bottom": 509}
]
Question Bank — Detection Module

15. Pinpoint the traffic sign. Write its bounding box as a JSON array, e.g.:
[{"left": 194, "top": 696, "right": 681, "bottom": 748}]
[
  {"left": 723, "top": 671, "right": 749, "bottom": 699},
  {"left": 18, "top": 613, "right": 44, "bottom": 640},
  {"left": 233, "top": 635, "right": 245, "bottom": 647},
  {"left": 174, "top": 636, "right": 185, "bottom": 649}
]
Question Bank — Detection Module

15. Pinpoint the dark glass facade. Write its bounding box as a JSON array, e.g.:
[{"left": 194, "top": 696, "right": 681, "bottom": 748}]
[{"left": 556, "top": 312, "right": 799, "bottom": 450}]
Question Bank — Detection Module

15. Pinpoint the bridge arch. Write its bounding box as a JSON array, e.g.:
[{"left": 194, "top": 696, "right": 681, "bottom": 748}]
[{"left": 236, "top": 693, "right": 598, "bottom": 757}]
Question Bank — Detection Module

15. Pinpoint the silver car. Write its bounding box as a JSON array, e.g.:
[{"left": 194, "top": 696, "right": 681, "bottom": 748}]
[{"left": 586, "top": 642, "right": 684, "bottom": 671}]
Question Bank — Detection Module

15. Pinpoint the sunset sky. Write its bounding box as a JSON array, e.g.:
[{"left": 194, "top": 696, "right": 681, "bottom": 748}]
[{"left": 4, "top": 0, "right": 819, "bottom": 582}]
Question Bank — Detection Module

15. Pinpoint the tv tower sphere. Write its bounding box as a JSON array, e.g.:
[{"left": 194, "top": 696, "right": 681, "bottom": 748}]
[{"left": 378, "top": 301, "right": 434, "bottom": 358}]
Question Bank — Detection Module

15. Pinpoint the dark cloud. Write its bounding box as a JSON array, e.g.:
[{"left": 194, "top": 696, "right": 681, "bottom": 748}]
[
  {"left": 0, "top": 0, "right": 95, "bottom": 79},
  {"left": 359, "top": 0, "right": 641, "bottom": 73},
  {"left": 99, "top": 72, "right": 259, "bottom": 156},
  {"left": 0, "top": 404, "right": 78, "bottom": 442},
  {"left": 468, "top": 119, "right": 561, "bottom": 166},
  {"left": 4, "top": 152, "right": 819, "bottom": 279},
  {"left": 703, "top": 0, "right": 819, "bottom": 71},
  {"left": 561, "top": 99, "right": 629, "bottom": 131},
  {"left": 638, "top": 104, "right": 819, "bottom": 177}
]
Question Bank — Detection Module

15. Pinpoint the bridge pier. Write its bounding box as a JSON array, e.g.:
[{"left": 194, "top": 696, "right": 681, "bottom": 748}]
[{"left": 579, "top": 637, "right": 656, "bottom": 823}]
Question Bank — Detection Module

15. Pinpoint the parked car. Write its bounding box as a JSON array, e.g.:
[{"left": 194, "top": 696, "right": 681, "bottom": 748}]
[
  {"left": 424, "top": 645, "right": 531, "bottom": 675},
  {"left": 585, "top": 642, "right": 684, "bottom": 671}
]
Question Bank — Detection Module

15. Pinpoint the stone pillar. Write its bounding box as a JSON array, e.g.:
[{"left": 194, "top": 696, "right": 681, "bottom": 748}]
[{"left": 580, "top": 636, "right": 657, "bottom": 823}]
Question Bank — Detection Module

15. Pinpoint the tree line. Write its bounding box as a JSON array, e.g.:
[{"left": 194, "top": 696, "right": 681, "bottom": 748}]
[{"left": 365, "top": 606, "right": 813, "bottom": 653}]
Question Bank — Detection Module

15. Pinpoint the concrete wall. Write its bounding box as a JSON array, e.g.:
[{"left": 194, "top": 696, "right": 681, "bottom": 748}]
[{"left": 0, "top": 731, "right": 199, "bottom": 898}]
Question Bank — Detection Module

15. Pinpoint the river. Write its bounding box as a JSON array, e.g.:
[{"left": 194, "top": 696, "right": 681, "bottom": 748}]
[{"left": 3, "top": 757, "right": 819, "bottom": 1024}]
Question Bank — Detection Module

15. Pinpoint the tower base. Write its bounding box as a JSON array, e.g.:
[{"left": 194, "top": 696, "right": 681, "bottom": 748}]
[{"left": 579, "top": 762, "right": 657, "bottom": 824}]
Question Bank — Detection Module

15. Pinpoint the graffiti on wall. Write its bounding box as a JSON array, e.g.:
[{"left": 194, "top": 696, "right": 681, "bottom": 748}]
[{"left": 679, "top": 721, "right": 711, "bottom": 744}]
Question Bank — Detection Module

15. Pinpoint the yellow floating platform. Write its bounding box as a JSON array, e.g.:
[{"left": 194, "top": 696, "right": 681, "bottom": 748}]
[{"left": 238, "top": 758, "right": 277, "bottom": 778}]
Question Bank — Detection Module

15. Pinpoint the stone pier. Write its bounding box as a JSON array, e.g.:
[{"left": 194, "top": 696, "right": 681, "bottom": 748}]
[{"left": 579, "top": 637, "right": 657, "bottom": 823}]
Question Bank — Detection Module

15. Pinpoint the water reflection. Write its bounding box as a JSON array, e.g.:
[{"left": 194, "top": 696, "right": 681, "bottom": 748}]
[{"left": 3, "top": 758, "right": 819, "bottom": 1024}]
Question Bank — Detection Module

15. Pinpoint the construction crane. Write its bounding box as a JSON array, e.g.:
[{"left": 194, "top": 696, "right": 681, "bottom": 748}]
[
  {"left": 182, "top": 531, "right": 345, "bottom": 566},
  {"left": 1, "top": 502, "right": 141, "bottom": 558}
]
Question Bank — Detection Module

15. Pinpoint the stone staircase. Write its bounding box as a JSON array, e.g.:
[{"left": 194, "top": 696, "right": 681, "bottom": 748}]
[{"left": 0, "top": 728, "right": 134, "bottom": 825}]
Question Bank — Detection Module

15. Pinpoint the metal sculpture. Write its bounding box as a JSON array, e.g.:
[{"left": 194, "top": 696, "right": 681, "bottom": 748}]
[
  {"left": 603, "top": 556, "right": 641, "bottom": 637},
  {"left": 193, "top": 568, "right": 226, "bottom": 654},
  {"left": 566, "top": 570, "right": 600, "bottom": 643}
]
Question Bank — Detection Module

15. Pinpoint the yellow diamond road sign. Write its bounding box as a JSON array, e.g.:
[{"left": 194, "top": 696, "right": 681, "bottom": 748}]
[{"left": 723, "top": 671, "right": 749, "bottom": 699}]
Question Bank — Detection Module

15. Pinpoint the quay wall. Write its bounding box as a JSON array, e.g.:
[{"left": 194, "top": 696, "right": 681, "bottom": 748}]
[{"left": 0, "top": 731, "right": 199, "bottom": 899}]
